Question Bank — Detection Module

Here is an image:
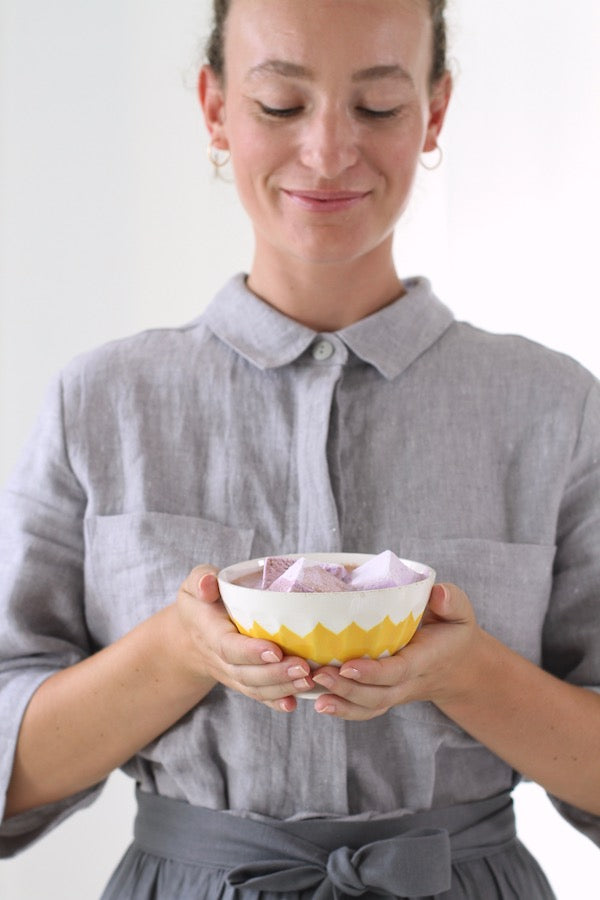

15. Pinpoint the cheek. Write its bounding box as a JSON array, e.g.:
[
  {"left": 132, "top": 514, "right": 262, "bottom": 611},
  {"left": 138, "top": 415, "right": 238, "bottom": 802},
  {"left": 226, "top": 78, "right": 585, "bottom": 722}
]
[
  {"left": 370, "top": 136, "right": 422, "bottom": 191},
  {"left": 362, "top": 111, "right": 427, "bottom": 176},
  {"left": 229, "top": 110, "right": 286, "bottom": 157},
  {"left": 228, "top": 135, "right": 282, "bottom": 220},
  {"left": 229, "top": 125, "right": 286, "bottom": 189}
]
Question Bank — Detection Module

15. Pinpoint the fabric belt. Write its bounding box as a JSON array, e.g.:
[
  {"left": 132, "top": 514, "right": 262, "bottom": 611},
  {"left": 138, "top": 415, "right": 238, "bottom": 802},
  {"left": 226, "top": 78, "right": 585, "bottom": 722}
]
[{"left": 133, "top": 788, "right": 517, "bottom": 898}]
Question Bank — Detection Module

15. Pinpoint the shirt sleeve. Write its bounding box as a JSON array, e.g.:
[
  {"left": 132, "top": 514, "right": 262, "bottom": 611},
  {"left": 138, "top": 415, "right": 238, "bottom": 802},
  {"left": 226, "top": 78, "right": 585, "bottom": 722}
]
[
  {"left": 542, "top": 377, "right": 600, "bottom": 845},
  {"left": 0, "top": 374, "right": 104, "bottom": 856}
]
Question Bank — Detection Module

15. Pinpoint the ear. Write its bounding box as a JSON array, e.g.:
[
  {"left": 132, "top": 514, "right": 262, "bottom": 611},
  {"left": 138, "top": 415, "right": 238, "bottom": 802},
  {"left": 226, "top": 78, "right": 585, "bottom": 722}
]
[
  {"left": 422, "top": 71, "right": 452, "bottom": 152},
  {"left": 198, "top": 65, "right": 229, "bottom": 150}
]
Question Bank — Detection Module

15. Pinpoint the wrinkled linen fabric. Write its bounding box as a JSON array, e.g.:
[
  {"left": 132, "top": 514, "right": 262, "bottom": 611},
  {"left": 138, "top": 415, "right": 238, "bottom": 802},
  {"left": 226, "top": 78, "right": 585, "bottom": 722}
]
[
  {"left": 1, "top": 275, "right": 599, "bottom": 877},
  {"left": 99, "top": 789, "right": 557, "bottom": 899},
  {"left": 101, "top": 847, "right": 555, "bottom": 900}
]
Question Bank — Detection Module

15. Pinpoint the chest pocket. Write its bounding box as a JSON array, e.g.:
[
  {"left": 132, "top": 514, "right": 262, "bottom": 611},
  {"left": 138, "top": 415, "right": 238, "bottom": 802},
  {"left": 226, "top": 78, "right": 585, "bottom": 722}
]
[
  {"left": 84, "top": 512, "right": 254, "bottom": 646},
  {"left": 384, "top": 537, "right": 556, "bottom": 732},
  {"left": 400, "top": 536, "right": 556, "bottom": 664}
]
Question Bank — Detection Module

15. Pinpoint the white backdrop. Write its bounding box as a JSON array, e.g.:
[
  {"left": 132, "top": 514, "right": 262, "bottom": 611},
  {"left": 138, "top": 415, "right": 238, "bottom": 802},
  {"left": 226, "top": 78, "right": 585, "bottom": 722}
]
[{"left": 1, "top": 1, "right": 599, "bottom": 896}]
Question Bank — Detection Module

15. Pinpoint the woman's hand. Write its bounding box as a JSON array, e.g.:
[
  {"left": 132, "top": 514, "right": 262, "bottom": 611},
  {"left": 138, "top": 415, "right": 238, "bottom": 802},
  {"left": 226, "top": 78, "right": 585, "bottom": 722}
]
[
  {"left": 310, "top": 582, "right": 600, "bottom": 814},
  {"left": 311, "top": 583, "right": 479, "bottom": 720},
  {"left": 4, "top": 561, "right": 314, "bottom": 818},
  {"left": 173, "top": 565, "right": 315, "bottom": 713}
]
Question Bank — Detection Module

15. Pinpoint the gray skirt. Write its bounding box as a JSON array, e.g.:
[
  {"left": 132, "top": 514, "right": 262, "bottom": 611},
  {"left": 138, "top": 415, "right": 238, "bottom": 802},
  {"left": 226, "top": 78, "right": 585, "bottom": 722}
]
[{"left": 101, "top": 788, "right": 556, "bottom": 899}]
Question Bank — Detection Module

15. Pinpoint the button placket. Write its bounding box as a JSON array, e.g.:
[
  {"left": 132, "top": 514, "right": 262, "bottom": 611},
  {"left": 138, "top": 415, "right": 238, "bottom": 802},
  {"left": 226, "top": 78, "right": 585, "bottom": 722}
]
[{"left": 293, "top": 340, "right": 347, "bottom": 551}]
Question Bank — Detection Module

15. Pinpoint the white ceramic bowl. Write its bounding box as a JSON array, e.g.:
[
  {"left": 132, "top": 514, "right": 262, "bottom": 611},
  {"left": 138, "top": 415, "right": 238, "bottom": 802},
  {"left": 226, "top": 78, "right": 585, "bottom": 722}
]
[{"left": 217, "top": 552, "right": 435, "bottom": 668}]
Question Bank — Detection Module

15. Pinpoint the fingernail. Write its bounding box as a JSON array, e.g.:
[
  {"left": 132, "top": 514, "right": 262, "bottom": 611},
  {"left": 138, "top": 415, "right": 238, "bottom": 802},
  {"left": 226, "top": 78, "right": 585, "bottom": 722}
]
[
  {"left": 340, "top": 667, "right": 360, "bottom": 680},
  {"left": 288, "top": 665, "right": 308, "bottom": 679},
  {"left": 316, "top": 703, "right": 336, "bottom": 715},
  {"left": 436, "top": 584, "right": 449, "bottom": 607},
  {"left": 199, "top": 574, "right": 217, "bottom": 592},
  {"left": 293, "top": 678, "right": 311, "bottom": 690},
  {"left": 261, "top": 650, "right": 280, "bottom": 663},
  {"left": 313, "top": 673, "right": 334, "bottom": 689}
]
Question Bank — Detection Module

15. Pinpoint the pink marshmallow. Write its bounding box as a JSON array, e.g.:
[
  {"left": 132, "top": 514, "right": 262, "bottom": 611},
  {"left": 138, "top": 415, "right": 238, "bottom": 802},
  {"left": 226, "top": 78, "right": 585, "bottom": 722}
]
[
  {"left": 322, "top": 563, "right": 351, "bottom": 583},
  {"left": 268, "top": 558, "right": 350, "bottom": 593},
  {"left": 261, "top": 556, "right": 299, "bottom": 589}
]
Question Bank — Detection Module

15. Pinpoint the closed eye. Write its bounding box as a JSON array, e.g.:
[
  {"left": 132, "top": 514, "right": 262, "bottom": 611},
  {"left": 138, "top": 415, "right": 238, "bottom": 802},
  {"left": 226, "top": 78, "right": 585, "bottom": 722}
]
[
  {"left": 356, "top": 106, "right": 403, "bottom": 119},
  {"left": 257, "top": 102, "right": 403, "bottom": 120},
  {"left": 258, "top": 103, "right": 304, "bottom": 118}
]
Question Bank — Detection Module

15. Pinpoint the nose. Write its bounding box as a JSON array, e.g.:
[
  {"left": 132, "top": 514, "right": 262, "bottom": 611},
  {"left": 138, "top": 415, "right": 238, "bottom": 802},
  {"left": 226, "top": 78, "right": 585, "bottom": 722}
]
[{"left": 299, "top": 105, "right": 359, "bottom": 179}]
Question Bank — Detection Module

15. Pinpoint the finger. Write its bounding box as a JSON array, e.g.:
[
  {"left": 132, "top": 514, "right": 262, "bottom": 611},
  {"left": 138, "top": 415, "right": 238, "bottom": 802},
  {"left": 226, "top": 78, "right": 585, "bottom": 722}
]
[
  {"left": 224, "top": 654, "right": 315, "bottom": 703},
  {"left": 200, "top": 627, "right": 314, "bottom": 698},
  {"left": 264, "top": 695, "right": 298, "bottom": 714},
  {"left": 238, "top": 667, "right": 314, "bottom": 699},
  {"left": 222, "top": 639, "right": 313, "bottom": 688},
  {"left": 198, "top": 572, "right": 220, "bottom": 602},
  {"left": 423, "top": 583, "right": 472, "bottom": 624},
  {"left": 216, "top": 624, "right": 314, "bottom": 682},
  {"left": 184, "top": 587, "right": 286, "bottom": 666},
  {"left": 201, "top": 630, "right": 314, "bottom": 700},
  {"left": 313, "top": 660, "right": 402, "bottom": 698},
  {"left": 217, "top": 627, "right": 285, "bottom": 666},
  {"left": 310, "top": 654, "right": 420, "bottom": 719},
  {"left": 313, "top": 687, "right": 390, "bottom": 721},
  {"left": 181, "top": 564, "right": 220, "bottom": 602}
]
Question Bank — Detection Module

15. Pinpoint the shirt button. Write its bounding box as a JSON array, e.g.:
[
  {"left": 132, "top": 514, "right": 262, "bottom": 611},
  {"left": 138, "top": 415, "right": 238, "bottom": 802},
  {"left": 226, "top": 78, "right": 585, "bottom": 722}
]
[{"left": 312, "top": 339, "right": 334, "bottom": 361}]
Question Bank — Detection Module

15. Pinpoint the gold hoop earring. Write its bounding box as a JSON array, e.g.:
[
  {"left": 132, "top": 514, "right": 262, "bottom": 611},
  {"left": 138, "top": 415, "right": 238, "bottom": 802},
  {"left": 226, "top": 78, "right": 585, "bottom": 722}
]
[
  {"left": 207, "top": 143, "right": 231, "bottom": 169},
  {"left": 420, "top": 145, "right": 443, "bottom": 171}
]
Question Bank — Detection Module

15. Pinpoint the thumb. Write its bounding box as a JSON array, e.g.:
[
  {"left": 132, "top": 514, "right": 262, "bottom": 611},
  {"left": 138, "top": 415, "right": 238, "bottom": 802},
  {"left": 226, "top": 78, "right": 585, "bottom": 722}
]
[
  {"left": 198, "top": 571, "right": 220, "bottom": 603},
  {"left": 182, "top": 564, "right": 220, "bottom": 604},
  {"left": 425, "top": 583, "right": 472, "bottom": 624}
]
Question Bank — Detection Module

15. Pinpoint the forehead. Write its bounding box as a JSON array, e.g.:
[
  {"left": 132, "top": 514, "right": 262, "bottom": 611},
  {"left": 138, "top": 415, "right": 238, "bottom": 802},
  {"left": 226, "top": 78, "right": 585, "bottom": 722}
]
[{"left": 224, "top": 0, "right": 432, "bottom": 83}]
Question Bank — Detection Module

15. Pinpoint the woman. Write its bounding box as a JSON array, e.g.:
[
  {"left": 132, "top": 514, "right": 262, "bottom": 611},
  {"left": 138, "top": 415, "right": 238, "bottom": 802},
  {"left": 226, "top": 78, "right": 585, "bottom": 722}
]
[{"left": 1, "top": 0, "right": 599, "bottom": 897}]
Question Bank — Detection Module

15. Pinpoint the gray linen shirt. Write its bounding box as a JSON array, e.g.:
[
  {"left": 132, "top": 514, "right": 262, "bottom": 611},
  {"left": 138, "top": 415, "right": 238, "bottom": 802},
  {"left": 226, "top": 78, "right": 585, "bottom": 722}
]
[{"left": 1, "top": 274, "right": 600, "bottom": 855}]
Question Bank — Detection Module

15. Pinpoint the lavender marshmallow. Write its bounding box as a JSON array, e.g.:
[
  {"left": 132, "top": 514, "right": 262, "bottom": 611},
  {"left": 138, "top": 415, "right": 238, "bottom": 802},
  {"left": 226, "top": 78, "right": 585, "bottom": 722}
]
[{"left": 349, "top": 550, "right": 422, "bottom": 590}]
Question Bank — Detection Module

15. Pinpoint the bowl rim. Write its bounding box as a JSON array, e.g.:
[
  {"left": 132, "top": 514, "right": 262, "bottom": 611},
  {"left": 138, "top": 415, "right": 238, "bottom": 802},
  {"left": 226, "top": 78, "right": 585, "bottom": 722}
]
[{"left": 217, "top": 552, "right": 435, "bottom": 593}]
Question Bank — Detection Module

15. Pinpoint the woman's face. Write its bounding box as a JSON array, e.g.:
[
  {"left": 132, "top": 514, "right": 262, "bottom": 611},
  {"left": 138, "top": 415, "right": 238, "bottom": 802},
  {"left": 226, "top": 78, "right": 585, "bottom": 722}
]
[{"left": 201, "top": 0, "right": 451, "bottom": 270}]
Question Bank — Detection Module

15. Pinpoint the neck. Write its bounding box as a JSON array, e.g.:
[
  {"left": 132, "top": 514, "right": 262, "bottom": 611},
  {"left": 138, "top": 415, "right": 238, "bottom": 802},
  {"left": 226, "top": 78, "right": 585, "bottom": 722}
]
[{"left": 247, "top": 240, "right": 405, "bottom": 332}]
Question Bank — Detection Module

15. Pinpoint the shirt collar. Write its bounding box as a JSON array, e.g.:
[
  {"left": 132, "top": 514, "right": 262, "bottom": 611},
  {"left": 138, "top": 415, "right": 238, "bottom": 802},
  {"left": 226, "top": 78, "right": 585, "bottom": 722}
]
[{"left": 203, "top": 273, "right": 454, "bottom": 381}]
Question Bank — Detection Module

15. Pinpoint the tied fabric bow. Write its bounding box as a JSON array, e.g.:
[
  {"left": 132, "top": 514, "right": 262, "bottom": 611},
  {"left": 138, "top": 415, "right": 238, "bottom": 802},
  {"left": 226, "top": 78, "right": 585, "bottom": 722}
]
[{"left": 227, "top": 827, "right": 452, "bottom": 898}]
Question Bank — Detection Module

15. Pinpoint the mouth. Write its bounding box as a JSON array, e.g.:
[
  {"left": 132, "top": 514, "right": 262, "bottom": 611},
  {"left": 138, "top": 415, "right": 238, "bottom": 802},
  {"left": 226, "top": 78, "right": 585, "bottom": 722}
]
[{"left": 282, "top": 189, "right": 371, "bottom": 213}]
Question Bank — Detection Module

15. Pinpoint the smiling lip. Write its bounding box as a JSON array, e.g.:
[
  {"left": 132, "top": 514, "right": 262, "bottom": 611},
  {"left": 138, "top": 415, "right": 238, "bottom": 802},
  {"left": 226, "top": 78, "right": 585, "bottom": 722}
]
[{"left": 283, "top": 189, "right": 371, "bottom": 212}]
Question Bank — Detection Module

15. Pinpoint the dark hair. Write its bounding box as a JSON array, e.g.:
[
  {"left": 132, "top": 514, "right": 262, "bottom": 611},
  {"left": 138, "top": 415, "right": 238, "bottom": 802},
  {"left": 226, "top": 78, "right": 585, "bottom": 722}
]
[
  {"left": 205, "top": 0, "right": 449, "bottom": 88},
  {"left": 428, "top": 0, "right": 448, "bottom": 85}
]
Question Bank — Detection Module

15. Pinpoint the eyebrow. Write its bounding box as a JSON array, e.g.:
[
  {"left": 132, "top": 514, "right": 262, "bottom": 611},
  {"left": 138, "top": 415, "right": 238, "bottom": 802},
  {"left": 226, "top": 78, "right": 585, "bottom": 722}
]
[
  {"left": 352, "top": 65, "right": 414, "bottom": 86},
  {"left": 246, "top": 60, "right": 414, "bottom": 87}
]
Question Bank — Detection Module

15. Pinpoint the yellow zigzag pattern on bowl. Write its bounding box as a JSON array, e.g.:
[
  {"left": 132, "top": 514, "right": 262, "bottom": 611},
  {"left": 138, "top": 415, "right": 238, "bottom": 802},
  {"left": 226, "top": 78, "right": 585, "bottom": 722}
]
[{"left": 232, "top": 612, "right": 423, "bottom": 665}]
